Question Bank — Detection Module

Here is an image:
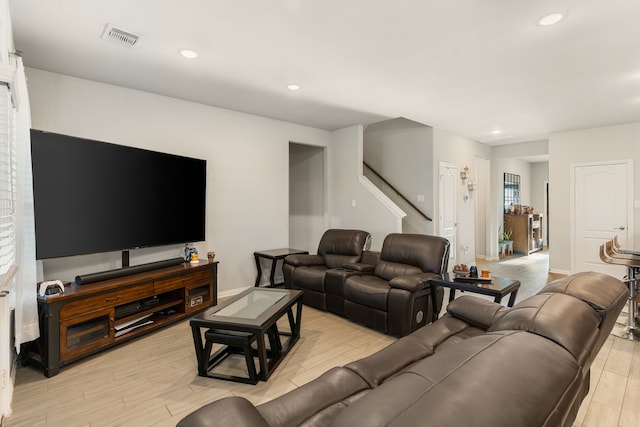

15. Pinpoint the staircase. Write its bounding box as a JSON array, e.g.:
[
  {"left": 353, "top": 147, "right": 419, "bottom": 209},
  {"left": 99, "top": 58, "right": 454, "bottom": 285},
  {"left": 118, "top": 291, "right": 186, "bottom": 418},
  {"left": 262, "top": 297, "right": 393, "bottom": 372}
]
[{"left": 363, "top": 162, "right": 432, "bottom": 234}]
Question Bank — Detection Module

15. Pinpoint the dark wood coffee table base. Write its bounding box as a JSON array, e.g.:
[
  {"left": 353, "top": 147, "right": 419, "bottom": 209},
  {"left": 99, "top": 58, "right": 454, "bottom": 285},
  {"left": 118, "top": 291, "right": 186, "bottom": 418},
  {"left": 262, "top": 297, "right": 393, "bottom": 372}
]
[{"left": 190, "top": 288, "right": 304, "bottom": 384}]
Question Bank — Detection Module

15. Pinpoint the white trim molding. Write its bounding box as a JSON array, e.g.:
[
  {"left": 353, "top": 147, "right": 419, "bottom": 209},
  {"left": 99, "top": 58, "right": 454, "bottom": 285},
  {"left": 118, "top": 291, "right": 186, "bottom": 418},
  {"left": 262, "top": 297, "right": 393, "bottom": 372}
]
[{"left": 0, "top": 64, "right": 12, "bottom": 85}]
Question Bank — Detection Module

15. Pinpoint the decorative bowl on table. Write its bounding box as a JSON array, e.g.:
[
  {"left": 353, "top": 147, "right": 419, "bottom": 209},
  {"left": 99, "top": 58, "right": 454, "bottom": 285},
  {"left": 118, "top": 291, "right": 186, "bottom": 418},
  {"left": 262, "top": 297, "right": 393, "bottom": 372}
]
[{"left": 452, "top": 269, "right": 470, "bottom": 277}]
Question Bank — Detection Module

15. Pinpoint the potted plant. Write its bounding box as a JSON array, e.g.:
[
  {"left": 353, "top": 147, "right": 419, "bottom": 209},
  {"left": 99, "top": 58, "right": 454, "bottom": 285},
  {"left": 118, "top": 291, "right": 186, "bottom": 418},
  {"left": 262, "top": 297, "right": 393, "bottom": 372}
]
[{"left": 499, "top": 226, "right": 513, "bottom": 256}]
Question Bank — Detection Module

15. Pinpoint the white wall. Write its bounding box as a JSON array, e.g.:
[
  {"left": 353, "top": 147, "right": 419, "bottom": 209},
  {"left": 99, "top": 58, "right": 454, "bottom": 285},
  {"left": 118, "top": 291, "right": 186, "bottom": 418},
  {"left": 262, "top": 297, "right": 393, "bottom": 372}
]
[
  {"left": 475, "top": 156, "right": 491, "bottom": 258},
  {"left": 531, "top": 162, "right": 549, "bottom": 246},
  {"left": 289, "top": 143, "right": 326, "bottom": 252},
  {"left": 492, "top": 140, "right": 548, "bottom": 159},
  {"left": 363, "top": 118, "right": 434, "bottom": 234},
  {"left": 330, "top": 125, "right": 403, "bottom": 250},
  {"left": 433, "top": 129, "right": 491, "bottom": 265},
  {"left": 549, "top": 123, "right": 640, "bottom": 273},
  {"left": 26, "top": 68, "right": 332, "bottom": 295}
]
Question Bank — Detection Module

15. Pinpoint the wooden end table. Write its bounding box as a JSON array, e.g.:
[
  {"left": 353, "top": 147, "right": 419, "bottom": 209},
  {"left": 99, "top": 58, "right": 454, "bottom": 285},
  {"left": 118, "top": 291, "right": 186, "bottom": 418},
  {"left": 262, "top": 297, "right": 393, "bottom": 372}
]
[{"left": 254, "top": 248, "right": 308, "bottom": 287}]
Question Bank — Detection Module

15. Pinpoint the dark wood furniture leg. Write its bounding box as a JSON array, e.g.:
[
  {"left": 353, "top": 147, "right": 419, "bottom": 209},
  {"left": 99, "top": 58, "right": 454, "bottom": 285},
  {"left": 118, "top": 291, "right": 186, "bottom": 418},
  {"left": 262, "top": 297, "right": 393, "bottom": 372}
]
[
  {"left": 254, "top": 253, "right": 263, "bottom": 287},
  {"left": 507, "top": 289, "right": 519, "bottom": 307},
  {"left": 256, "top": 331, "right": 269, "bottom": 381},
  {"left": 190, "top": 325, "right": 206, "bottom": 376}
]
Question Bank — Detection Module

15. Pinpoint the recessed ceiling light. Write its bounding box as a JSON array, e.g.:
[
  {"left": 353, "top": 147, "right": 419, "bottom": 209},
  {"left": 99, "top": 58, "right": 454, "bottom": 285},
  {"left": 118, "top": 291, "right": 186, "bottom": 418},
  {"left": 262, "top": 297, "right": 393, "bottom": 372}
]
[
  {"left": 287, "top": 84, "right": 301, "bottom": 91},
  {"left": 179, "top": 49, "right": 198, "bottom": 59},
  {"left": 491, "top": 129, "right": 502, "bottom": 135},
  {"left": 537, "top": 12, "right": 566, "bottom": 26}
]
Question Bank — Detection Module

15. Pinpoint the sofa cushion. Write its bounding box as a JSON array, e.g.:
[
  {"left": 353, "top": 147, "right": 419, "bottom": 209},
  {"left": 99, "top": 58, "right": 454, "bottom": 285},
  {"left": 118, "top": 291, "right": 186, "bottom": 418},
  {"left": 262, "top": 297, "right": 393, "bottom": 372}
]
[
  {"left": 377, "top": 233, "right": 450, "bottom": 277},
  {"left": 541, "top": 271, "right": 628, "bottom": 314},
  {"left": 292, "top": 265, "right": 328, "bottom": 292},
  {"left": 256, "top": 367, "right": 370, "bottom": 427},
  {"left": 343, "top": 275, "right": 389, "bottom": 310},
  {"left": 346, "top": 315, "right": 483, "bottom": 388},
  {"left": 374, "top": 261, "right": 422, "bottom": 281},
  {"left": 488, "top": 293, "right": 600, "bottom": 365},
  {"left": 331, "top": 331, "right": 583, "bottom": 427},
  {"left": 317, "top": 229, "right": 370, "bottom": 258},
  {"left": 541, "top": 271, "right": 628, "bottom": 355}
]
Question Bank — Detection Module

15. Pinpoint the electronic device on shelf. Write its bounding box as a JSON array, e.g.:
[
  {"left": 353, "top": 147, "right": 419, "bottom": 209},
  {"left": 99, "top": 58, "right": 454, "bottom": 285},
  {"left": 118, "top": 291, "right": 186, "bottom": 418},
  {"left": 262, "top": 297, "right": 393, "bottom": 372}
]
[{"left": 38, "top": 280, "right": 65, "bottom": 297}]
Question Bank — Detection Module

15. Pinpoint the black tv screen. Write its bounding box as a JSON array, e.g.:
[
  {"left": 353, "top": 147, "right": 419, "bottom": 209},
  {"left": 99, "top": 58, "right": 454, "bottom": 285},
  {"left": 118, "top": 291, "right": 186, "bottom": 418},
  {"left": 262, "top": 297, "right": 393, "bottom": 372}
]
[{"left": 30, "top": 130, "right": 206, "bottom": 260}]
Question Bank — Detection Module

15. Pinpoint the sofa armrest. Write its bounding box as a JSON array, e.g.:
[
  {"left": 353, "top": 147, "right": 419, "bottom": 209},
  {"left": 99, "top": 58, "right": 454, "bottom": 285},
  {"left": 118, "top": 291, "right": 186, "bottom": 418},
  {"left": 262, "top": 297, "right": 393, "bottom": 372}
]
[
  {"left": 284, "top": 254, "right": 325, "bottom": 267},
  {"left": 446, "top": 296, "right": 508, "bottom": 330},
  {"left": 177, "top": 396, "right": 271, "bottom": 427},
  {"left": 343, "top": 262, "right": 375, "bottom": 273},
  {"left": 389, "top": 273, "right": 436, "bottom": 292}
]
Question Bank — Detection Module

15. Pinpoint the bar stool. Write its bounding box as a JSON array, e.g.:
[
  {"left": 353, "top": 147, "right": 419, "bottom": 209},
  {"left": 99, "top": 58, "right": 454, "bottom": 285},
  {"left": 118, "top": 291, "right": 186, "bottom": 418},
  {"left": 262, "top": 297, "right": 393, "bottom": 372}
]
[{"left": 600, "top": 239, "right": 640, "bottom": 339}]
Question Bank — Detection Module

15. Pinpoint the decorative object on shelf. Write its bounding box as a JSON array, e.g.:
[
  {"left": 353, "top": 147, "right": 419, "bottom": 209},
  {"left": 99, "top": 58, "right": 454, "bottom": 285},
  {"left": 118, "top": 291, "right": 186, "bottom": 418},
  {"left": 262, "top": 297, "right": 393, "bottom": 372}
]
[
  {"left": 469, "top": 266, "right": 478, "bottom": 278},
  {"left": 460, "top": 166, "right": 470, "bottom": 181},
  {"left": 207, "top": 251, "right": 216, "bottom": 262},
  {"left": 185, "top": 244, "right": 200, "bottom": 263},
  {"left": 190, "top": 247, "right": 199, "bottom": 264},
  {"left": 452, "top": 263, "right": 471, "bottom": 277}
]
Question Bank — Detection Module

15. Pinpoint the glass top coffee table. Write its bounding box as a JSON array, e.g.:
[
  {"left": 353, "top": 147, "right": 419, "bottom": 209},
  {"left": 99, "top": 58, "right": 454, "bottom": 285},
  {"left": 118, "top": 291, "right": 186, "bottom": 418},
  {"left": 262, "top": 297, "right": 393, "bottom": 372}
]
[
  {"left": 428, "top": 273, "right": 521, "bottom": 321},
  {"left": 190, "top": 287, "right": 303, "bottom": 384}
]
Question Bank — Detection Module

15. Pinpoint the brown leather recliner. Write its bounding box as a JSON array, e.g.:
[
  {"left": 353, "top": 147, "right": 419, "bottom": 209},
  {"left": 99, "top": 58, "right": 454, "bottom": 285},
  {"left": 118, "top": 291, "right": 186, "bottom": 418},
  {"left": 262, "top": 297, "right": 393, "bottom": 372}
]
[
  {"left": 343, "top": 233, "right": 450, "bottom": 336},
  {"left": 283, "top": 229, "right": 371, "bottom": 310}
]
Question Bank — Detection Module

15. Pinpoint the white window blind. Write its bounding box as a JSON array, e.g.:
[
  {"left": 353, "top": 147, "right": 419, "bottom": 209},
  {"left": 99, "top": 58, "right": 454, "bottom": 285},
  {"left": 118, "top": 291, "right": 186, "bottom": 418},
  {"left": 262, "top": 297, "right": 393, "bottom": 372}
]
[{"left": 0, "top": 85, "right": 16, "bottom": 282}]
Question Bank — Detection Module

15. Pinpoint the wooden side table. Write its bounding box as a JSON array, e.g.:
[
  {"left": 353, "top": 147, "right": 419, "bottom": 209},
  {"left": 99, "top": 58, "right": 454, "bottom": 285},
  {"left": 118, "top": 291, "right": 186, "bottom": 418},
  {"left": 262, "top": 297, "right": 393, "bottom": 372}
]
[{"left": 254, "top": 248, "right": 308, "bottom": 287}]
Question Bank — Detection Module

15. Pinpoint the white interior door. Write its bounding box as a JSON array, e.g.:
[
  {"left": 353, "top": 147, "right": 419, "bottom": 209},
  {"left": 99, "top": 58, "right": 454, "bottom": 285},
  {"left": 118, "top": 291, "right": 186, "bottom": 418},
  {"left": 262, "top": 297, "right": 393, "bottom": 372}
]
[
  {"left": 439, "top": 163, "right": 457, "bottom": 268},
  {"left": 573, "top": 161, "right": 632, "bottom": 275}
]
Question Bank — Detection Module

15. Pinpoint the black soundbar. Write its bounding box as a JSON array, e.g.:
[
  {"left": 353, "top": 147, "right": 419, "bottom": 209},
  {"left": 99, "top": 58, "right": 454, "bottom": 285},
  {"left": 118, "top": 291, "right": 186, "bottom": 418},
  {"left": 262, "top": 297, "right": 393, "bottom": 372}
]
[{"left": 75, "top": 257, "right": 185, "bottom": 285}]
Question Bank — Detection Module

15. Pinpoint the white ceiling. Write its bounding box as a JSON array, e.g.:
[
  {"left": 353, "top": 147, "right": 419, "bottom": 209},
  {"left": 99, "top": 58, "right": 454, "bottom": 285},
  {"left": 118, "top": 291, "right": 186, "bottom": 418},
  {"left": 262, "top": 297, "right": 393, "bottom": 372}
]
[{"left": 8, "top": 0, "right": 640, "bottom": 145}]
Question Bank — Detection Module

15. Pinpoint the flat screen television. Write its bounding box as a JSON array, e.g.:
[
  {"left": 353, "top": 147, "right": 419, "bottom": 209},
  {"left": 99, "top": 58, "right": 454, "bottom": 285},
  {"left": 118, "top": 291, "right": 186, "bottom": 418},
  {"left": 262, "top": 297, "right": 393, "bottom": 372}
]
[{"left": 30, "top": 130, "right": 206, "bottom": 261}]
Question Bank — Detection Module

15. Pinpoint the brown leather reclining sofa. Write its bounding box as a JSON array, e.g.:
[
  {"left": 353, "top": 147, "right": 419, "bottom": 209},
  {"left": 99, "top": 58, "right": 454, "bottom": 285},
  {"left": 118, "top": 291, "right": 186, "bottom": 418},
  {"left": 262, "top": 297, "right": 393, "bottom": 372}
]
[
  {"left": 178, "top": 271, "right": 627, "bottom": 427},
  {"left": 284, "top": 230, "right": 450, "bottom": 336}
]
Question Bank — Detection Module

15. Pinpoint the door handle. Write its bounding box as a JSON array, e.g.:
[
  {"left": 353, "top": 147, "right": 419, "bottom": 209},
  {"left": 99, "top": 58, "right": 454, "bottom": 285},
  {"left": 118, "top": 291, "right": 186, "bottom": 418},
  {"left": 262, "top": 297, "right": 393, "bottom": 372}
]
[{"left": 614, "top": 226, "right": 626, "bottom": 230}]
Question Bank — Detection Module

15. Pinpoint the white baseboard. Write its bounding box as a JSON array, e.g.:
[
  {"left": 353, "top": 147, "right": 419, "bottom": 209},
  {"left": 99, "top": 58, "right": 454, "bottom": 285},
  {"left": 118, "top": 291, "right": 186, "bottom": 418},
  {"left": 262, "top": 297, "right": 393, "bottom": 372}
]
[{"left": 549, "top": 268, "right": 571, "bottom": 275}]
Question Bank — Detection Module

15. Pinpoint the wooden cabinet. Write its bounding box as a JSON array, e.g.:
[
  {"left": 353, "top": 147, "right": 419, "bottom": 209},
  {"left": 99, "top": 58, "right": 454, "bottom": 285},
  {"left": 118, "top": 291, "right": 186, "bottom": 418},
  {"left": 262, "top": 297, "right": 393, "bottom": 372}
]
[
  {"left": 29, "top": 261, "right": 217, "bottom": 377},
  {"left": 504, "top": 214, "right": 544, "bottom": 255}
]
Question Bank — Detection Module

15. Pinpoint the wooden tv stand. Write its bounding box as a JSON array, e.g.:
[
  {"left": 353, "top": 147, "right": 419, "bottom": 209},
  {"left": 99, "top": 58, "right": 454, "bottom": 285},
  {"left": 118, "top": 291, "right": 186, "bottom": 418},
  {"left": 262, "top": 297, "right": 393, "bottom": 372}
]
[{"left": 28, "top": 261, "right": 218, "bottom": 377}]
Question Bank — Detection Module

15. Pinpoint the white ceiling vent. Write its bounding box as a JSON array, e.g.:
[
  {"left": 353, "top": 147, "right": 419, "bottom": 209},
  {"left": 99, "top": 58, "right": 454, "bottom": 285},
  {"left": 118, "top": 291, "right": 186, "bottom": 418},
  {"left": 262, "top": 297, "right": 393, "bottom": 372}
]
[{"left": 101, "top": 24, "right": 141, "bottom": 47}]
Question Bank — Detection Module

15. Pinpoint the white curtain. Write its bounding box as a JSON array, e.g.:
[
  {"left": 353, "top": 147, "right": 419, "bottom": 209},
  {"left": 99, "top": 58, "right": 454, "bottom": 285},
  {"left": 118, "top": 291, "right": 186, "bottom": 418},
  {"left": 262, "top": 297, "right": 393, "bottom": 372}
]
[{"left": 11, "top": 57, "right": 39, "bottom": 351}]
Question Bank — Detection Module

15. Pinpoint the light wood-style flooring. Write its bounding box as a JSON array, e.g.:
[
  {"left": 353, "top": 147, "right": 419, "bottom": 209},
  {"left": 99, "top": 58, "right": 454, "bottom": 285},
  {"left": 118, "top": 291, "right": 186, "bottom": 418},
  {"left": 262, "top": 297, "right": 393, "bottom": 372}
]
[{"left": 5, "top": 252, "right": 639, "bottom": 426}]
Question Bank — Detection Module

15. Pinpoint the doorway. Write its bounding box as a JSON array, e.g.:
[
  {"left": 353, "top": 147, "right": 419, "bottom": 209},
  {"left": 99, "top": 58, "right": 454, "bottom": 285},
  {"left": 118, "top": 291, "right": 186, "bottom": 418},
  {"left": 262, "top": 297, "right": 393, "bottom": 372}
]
[
  {"left": 572, "top": 160, "right": 633, "bottom": 275},
  {"left": 289, "top": 143, "right": 326, "bottom": 251},
  {"left": 439, "top": 163, "right": 458, "bottom": 267}
]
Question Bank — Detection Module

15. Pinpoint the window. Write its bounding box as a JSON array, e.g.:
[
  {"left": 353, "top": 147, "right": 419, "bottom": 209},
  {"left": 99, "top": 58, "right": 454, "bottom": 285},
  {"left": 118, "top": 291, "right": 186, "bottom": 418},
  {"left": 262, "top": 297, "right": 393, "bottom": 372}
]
[
  {"left": 0, "top": 86, "right": 16, "bottom": 283},
  {"left": 503, "top": 173, "right": 520, "bottom": 213}
]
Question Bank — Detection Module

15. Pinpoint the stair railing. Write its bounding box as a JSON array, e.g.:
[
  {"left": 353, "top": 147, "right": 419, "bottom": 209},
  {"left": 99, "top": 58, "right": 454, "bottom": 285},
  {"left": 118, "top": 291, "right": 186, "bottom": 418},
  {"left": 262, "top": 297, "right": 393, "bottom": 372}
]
[{"left": 363, "top": 161, "right": 433, "bottom": 222}]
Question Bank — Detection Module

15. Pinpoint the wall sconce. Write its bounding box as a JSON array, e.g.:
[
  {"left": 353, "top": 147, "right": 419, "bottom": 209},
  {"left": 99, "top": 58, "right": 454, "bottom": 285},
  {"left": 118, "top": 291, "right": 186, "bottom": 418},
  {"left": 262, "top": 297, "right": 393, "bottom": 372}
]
[
  {"left": 460, "top": 166, "right": 470, "bottom": 180},
  {"left": 467, "top": 179, "right": 477, "bottom": 191}
]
